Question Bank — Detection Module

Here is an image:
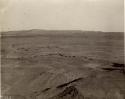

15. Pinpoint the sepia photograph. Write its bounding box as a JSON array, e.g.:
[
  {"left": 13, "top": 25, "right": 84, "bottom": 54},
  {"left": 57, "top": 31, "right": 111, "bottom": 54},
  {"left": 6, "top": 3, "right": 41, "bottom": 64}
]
[{"left": 0, "top": 0, "right": 124, "bottom": 99}]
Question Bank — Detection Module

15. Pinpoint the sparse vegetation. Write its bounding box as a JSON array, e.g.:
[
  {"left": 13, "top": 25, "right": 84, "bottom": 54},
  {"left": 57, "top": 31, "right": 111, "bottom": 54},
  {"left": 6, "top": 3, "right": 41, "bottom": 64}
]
[{"left": 1, "top": 30, "right": 124, "bottom": 99}]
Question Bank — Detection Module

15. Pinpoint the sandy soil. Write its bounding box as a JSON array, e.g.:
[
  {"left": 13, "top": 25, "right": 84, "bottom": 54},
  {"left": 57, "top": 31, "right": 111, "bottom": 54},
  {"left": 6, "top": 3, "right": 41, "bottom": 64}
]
[{"left": 1, "top": 30, "right": 125, "bottom": 99}]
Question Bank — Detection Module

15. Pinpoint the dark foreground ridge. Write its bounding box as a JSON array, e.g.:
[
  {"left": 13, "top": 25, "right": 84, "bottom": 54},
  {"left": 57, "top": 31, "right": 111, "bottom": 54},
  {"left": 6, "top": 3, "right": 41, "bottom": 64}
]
[
  {"left": 56, "top": 78, "right": 83, "bottom": 88},
  {"left": 50, "top": 86, "right": 84, "bottom": 99}
]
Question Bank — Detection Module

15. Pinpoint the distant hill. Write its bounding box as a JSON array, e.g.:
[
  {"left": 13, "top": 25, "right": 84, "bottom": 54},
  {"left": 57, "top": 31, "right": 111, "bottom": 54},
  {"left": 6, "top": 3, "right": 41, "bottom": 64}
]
[{"left": 1, "top": 29, "right": 123, "bottom": 37}]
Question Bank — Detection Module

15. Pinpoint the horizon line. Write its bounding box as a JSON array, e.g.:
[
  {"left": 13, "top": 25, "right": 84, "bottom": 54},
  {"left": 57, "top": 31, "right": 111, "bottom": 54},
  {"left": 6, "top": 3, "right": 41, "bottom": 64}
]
[{"left": 1, "top": 28, "right": 124, "bottom": 33}]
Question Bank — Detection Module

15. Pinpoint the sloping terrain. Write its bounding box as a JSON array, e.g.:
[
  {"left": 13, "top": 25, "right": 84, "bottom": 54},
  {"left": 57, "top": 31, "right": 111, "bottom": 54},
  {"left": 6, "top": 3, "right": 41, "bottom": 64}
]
[{"left": 1, "top": 30, "right": 124, "bottom": 99}]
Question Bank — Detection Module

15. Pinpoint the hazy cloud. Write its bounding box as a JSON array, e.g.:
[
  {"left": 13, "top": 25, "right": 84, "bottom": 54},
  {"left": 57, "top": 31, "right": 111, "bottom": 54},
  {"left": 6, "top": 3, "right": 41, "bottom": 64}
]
[{"left": 0, "top": 0, "right": 124, "bottom": 32}]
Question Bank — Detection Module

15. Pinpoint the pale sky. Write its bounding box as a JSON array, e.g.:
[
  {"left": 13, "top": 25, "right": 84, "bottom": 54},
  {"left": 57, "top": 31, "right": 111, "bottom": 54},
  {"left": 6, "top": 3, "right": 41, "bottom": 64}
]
[{"left": 0, "top": 0, "right": 124, "bottom": 32}]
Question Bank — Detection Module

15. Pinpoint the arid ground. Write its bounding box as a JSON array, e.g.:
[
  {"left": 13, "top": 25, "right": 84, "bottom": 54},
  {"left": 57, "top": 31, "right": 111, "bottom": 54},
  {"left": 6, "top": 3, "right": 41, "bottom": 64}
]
[{"left": 1, "top": 30, "right": 125, "bottom": 99}]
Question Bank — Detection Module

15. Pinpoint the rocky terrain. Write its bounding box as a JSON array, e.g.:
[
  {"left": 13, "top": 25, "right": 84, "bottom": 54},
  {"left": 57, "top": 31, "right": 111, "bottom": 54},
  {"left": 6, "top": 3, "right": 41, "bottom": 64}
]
[{"left": 1, "top": 30, "right": 125, "bottom": 99}]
